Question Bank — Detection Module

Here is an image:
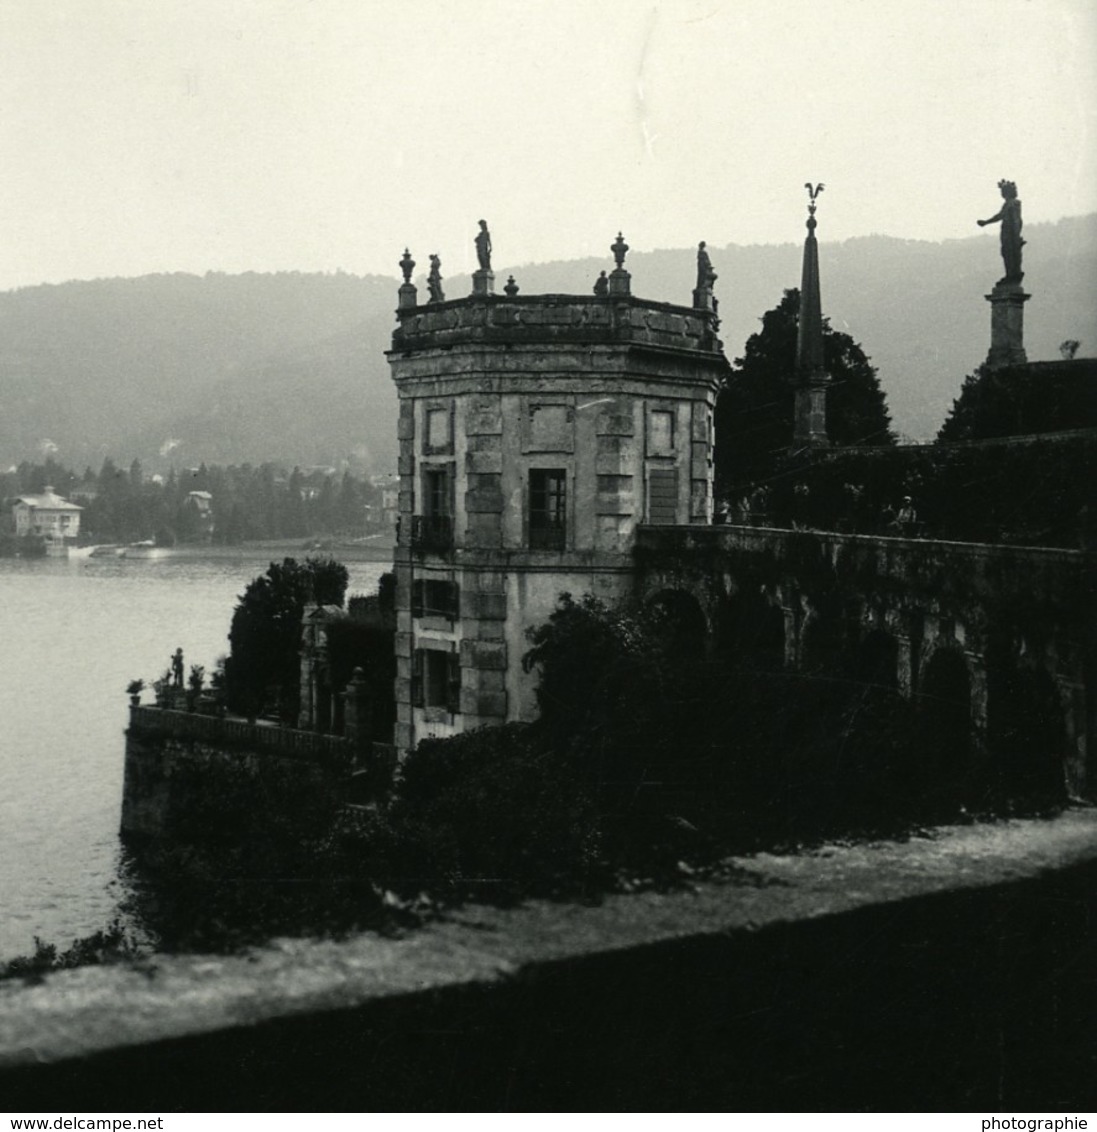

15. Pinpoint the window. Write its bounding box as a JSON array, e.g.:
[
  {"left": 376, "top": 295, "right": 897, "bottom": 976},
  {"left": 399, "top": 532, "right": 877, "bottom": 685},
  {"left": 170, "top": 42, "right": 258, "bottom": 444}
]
[
  {"left": 529, "top": 469, "right": 567, "bottom": 550},
  {"left": 411, "top": 579, "right": 459, "bottom": 620},
  {"left": 412, "top": 648, "right": 460, "bottom": 713},
  {"left": 647, "top": 467, "right": 679, "bottom": 525},
  {"left": 413, "top": 465, "right": 454, "bottom": 551},
  {"left": 424, "top": 467, "right": 450, "bottom": 516}
]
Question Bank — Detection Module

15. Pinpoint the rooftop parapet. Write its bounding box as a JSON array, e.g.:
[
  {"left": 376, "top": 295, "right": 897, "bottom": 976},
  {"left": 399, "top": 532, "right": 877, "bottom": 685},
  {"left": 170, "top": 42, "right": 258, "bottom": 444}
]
[{"left": 390, "top": 293, "right": 722, "bottom": 356}]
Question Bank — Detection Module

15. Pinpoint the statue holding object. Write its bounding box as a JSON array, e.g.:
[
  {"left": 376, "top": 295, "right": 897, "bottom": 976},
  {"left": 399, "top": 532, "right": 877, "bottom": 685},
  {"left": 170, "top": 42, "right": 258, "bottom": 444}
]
[{"left": 978, "top": 180, "right": 1025, "bottom": 284}]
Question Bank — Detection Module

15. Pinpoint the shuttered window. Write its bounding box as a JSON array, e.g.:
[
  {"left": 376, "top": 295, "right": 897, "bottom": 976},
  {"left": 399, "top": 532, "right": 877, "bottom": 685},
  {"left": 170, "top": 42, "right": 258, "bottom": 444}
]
[{"left": 648, "top": 468, "right": 679, "bottom": 525}]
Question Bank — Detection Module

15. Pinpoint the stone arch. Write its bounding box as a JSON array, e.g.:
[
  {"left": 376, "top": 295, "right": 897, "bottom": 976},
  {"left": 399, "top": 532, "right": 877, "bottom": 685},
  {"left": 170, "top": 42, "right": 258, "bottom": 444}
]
[
  {"left": 989, "top": 659, "right": 1067, "bottom": 805},
  {"left": 714, "top": 579, "right": 785, "bottom": 673},
  {"left": 645, "top": 587, "right": 709, "bottom": 656},
  {"left": 851, "top": 627, "right": 900, "bottom": 690},
  {"left": 798, "top": 592, "right": 858, "bottom": 675},
  {"left": 915, "top": 645, "right": 976, "bottom": 810}
]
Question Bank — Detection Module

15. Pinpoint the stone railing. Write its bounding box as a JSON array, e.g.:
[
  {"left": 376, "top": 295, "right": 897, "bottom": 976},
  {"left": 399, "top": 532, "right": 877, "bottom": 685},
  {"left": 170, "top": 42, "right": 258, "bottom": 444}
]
[
  {"left": 634, "top": 523, "right": 1092, "bottom": 615},
  {"left": 392, "top": 294, "right": 721, "bottom": 354},
  {"left": 128, "top": 705, "right": 355, "bottom": 763}
]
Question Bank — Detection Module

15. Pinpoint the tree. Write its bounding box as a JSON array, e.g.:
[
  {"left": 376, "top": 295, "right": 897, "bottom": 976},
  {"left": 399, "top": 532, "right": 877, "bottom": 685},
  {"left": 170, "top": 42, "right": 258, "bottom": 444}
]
[
  {"left": 938, "top": 360, "right": 1097, "bottom": 442},
  {"left": 224, "top": 557, "right": 349, "bottom": 721},
  {"left": 714, "top": 289, "right": 894, "bottom": 494}
]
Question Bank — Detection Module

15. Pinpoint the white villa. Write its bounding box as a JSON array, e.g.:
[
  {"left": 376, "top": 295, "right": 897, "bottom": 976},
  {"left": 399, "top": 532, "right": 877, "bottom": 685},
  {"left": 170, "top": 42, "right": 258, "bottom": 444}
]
[{"left": 12, "top": 486, "right": 83, "bottom": 544}]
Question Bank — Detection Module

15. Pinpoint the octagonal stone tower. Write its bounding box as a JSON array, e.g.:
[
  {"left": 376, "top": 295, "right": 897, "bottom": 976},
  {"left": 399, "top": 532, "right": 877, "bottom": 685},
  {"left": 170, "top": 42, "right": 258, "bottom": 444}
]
[{"left": 386, "top": 251, "right": 728, "bottom": 755}]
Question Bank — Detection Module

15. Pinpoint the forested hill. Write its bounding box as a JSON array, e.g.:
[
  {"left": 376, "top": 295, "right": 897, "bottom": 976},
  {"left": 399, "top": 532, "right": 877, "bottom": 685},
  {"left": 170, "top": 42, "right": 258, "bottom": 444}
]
[
  {"left": 0, "top": 271, "right": 400, "bottom": 473},
  {"left": 1, "top": 215, "right": 1093, "bottom": 472}
]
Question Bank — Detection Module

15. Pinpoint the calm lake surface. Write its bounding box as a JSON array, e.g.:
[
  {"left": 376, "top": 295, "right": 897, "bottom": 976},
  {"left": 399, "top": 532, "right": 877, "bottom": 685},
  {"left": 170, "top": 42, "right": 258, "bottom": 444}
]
[{"left": 0, "top": 551, "right": 386, "bottom": 960}]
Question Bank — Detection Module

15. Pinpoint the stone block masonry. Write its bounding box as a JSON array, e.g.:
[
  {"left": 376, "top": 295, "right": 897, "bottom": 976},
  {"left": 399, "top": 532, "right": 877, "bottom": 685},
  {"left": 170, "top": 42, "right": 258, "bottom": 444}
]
[{"left": 387, "top": 289, "right": 728, "bottom": 755}]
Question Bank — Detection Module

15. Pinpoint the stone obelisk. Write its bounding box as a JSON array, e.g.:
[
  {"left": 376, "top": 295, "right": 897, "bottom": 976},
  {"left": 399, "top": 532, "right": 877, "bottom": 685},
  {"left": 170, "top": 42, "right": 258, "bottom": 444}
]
[{"left": 793, "top": 183, "right": 830, "bottom": 447}]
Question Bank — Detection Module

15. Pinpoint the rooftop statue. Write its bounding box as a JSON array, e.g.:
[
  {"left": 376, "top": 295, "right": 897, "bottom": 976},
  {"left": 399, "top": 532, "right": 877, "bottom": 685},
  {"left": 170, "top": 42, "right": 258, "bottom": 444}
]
[
  {"left": 475, "top": 220, "right": 492, "bottom": 272},
  {"left": 696, "top": 241, "right": 717, "bottom": 290},
  {"left": 978, "top": 180, "right": 1025, "bottom": 284},
  {"left": 593, "top": 270, "right": 609, "bottom": 296},
  {"left": 427, "top": 254, "right": 445, "bottom": 303}
]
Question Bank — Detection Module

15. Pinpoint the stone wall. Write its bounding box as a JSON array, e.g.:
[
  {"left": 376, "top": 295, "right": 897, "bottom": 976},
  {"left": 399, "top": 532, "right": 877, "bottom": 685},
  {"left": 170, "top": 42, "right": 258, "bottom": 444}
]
[
  {"left": 634, "top": 525, "right": 1095, "bottom": 800},
  {"left": 122, "top": 711, "right": 350, "bottom": 842},
  {"left": 387, "top": 290, "right": 727, "bottom": 754},
  {"left": 5, "top": 812, "right": 1096, "bottom": 1110}
]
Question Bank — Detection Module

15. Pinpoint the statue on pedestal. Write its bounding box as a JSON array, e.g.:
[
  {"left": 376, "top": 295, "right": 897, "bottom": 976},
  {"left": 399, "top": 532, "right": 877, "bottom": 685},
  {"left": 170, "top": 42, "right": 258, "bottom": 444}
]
[
  {"left": 978, "top": 180, "right": 1025, "bottom": 284},
  {"left": 696, "top": 241, "right": 717, "bottom": 290},
  {"left": 593, "top": 270, "right": 609, "bottom": 296},
  {"left": 427, "top": 255, "right": 445, "bottom": 303},
  {"left": 475, "top": 220, "right": 492, "bottom": 272}
]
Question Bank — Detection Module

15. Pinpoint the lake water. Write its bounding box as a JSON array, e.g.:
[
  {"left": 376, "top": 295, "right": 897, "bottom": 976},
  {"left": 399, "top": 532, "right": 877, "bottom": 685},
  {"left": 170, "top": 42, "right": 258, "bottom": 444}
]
[{"left": 0, "top": 551, "right": 386, "bottom": 961}]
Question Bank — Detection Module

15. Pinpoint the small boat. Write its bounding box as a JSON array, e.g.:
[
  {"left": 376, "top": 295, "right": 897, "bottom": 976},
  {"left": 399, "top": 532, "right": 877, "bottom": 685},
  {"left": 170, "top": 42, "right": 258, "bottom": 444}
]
[
  {"left": 120, "top": 540, "right": 167, "bottom": 560},
  {"left": 89, "top": 545, "right": 125, "bottom": 558}
]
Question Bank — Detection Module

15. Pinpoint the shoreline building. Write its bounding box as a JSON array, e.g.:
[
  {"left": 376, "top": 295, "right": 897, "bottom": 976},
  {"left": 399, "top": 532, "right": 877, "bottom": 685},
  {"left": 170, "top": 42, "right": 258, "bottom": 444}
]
[
  {"left": 12, "top": 486, "right": 82, "bottom": 546},
  {"left": 386, "top": 236, "right": 728, "bottom": 754}
]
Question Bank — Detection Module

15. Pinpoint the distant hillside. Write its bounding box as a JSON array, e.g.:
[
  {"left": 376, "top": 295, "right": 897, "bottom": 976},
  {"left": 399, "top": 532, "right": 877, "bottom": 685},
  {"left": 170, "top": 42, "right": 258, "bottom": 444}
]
[
  {"left": 0, "top": 271, "right": 399, "bottom": 472},
  {"left": 0, "top": 216, "right": 1093, "bottom": 470}
]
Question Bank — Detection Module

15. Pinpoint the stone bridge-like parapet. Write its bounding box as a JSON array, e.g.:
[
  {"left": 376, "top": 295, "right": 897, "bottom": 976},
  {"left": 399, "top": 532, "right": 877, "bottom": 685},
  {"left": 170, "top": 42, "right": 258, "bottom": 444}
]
[
  {"left": 635, "top": 525, "right": 1092, "bottom": 628},
  {"left": 634, "top": 525, "right": 1095, "bottom": 799}
]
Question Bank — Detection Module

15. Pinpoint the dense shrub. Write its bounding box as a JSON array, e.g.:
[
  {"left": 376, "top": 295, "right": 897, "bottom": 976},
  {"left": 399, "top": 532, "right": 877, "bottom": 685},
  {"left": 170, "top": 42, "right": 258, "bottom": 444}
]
[{"left": 373, "top": 724, "right": 604, "bottom": 901}]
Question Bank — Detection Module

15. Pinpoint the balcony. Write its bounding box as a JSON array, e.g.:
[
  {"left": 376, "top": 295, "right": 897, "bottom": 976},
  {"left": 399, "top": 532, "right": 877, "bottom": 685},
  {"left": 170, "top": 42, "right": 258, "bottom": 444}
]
[
  {"left": 529, "top": 522, "right": 566, "bottom": 551},
  {"left": 410, "top": 514, "right": 454, "bottom": 554}
]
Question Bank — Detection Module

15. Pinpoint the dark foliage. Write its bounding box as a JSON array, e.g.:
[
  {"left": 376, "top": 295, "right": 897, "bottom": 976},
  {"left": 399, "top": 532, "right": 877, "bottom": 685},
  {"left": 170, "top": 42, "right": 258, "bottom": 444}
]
[
  {"left": 938, "top": 359, "right": 1097, "bottom": 442},
  {"left": 757, "top": 433, "right": 1095, "bottom": 548},
  {"left": 0, "top": 922, "right": 144, "bottom": 982},
  {"left": 225, "top": 557, "right": 349, "bottom": 720},
  {"left": 374, "top": 593, "right": 935, "bottom": 906},
  {"left": 715, "top": 288, "right": 894, "bottom": 494},
  {"left": 325, "top": 616, "right": 397, "bottom": 743},
  {"left": 371, "top": 724, "right": 605, "bottom": 902}
]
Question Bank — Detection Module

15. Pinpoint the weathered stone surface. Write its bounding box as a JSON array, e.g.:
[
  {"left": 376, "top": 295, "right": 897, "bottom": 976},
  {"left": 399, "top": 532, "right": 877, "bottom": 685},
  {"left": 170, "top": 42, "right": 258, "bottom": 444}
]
[
  {"left": 465, "top": 512, "right": 502, "bottom": 547},
  {"left": 465, "top": 449, "right": 503, "bottom": 475},
  {"left": 596, "top": 409, "right": 635, "bottom": 436},
  {"left": 460, "top": 639, "right": 507, "bottom": 671},
  {"left": 473, "top": 592, "right": 507, "bottom": 621},
  {"left": 476, "top": 619, "right": 506, "bottom": 642},
  {"left": 465, "top": 474, "right": 504, "bottom": 513}
]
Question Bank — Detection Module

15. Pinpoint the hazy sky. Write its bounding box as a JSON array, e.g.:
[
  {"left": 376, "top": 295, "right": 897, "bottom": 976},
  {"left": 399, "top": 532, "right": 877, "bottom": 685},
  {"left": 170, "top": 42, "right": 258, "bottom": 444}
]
[{"left": 2, "top": 0, "right": 1095, "bottom": 291}]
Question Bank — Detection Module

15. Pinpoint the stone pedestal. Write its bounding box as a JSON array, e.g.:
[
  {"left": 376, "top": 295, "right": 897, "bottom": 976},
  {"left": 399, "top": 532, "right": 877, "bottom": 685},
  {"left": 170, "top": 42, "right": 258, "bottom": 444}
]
[
  {"left": 397, "top": 282, "right": 418, "bottom": 311},
  {"left": 472, "top": 270, "right": 495, "bottom": 297},
  {"left": 692, "top": 286, "right": 715, "bottom": 312},
  {"left": 793, "top": 380, "right": 830, "bottom": 447},
  {"left": 343, "top": 667, "right": 371, "bottom": 750},
  {"left": 609, "top": 268, "right": 631, "bottom": 297},
  {"left": 985, "top": 281, "right": 1031, "bottom": 369}
]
